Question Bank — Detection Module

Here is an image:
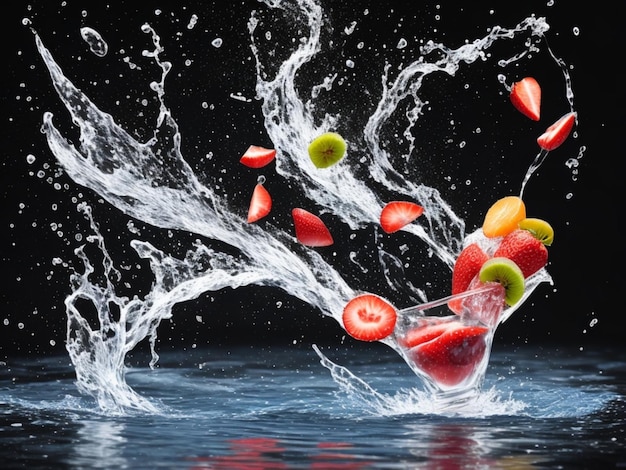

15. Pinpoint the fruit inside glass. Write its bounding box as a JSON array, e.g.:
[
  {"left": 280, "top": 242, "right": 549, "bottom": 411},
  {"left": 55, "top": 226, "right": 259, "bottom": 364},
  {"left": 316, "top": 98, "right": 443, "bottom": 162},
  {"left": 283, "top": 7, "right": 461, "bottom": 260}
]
[{"left": 390, "top": 281, "right": 506, "bottom": 407}]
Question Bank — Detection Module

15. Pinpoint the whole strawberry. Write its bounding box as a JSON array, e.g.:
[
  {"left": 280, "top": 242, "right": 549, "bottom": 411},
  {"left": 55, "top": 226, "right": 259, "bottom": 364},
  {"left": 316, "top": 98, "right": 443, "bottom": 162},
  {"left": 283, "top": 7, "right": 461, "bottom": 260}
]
[
  {"left": 449, "top": 243, "right": 489, "bottom": 313},
  {"left": 451, "top": 243, "right": 489, "bottom": 295},
  {"left": 493, "top": 229, "right": 548, "bottom": 277}
]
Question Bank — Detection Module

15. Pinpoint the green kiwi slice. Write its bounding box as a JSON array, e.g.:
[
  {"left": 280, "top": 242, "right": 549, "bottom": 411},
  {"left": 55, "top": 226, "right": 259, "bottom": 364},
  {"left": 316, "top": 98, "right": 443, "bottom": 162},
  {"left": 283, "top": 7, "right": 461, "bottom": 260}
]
[
  {"left": 479, "top": 257, "right": 525, "bottom": 306},
  {"left": 308, "top": 132, "right": 347, "bottom": 168},
  {"left": 518, "top": 217, "right": 554, "bottom": 246}
]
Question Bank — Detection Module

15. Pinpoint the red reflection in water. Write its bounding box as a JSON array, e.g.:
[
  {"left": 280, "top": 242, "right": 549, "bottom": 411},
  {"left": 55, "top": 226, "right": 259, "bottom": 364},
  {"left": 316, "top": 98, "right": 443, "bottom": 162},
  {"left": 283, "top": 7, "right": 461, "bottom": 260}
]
[
  {"left": 186, "top": 437, "right": 371, "bottom": 469},
  {"left": 185, "top": 431, "right": 539, "bottom": 469}
]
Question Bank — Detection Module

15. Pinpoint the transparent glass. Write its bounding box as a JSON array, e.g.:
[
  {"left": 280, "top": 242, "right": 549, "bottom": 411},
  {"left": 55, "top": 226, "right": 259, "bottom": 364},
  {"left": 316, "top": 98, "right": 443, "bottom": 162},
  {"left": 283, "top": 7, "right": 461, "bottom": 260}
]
[{"left": 390, "top": 282, "right": 506, "bottom": 408}]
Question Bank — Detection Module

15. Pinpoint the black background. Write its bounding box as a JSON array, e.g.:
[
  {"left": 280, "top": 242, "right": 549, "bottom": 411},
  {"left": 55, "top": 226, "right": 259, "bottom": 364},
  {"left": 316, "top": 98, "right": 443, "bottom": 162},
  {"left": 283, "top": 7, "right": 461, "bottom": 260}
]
[{"left": 2, "top": 1, "right": 624, "bottom": 359}]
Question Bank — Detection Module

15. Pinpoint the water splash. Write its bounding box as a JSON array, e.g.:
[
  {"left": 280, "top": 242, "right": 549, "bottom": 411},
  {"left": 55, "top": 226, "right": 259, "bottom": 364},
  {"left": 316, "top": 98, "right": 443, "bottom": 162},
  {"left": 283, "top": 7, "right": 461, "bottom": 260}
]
[
  {"left": 312, "top": 345, "right": 527, "bottom": 417},
  {"left": 32, "top": 1, "right": 574, "bottom": 413}
]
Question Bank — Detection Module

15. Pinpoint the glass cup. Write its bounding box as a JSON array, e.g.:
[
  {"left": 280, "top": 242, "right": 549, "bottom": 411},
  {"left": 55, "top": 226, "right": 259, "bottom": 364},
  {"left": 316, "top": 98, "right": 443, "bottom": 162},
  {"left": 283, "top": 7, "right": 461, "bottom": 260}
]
[{"left": 390, "top": 282, "right": 506, "bottom": 408}]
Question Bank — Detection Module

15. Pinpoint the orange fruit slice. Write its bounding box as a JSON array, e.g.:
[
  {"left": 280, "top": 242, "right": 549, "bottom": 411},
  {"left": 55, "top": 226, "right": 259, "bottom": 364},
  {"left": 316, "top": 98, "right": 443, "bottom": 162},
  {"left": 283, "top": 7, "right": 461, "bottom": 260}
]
[{"left": 482, "top": 196, "right": 526, "bottom": 238}]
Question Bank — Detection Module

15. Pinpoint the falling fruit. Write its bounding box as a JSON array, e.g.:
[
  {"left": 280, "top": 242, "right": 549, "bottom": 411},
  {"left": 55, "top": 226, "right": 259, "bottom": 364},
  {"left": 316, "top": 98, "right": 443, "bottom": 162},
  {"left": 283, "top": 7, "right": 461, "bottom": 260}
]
[
  {"left": 307, "top": 132, "right": 347, "bottom": 168},
  {"left": 380, "top": 201, "right": 424, "bottom": 234},
  {"left": 537, "top": 112, "right": 576, "bottom": 151},
  {"left": 482, "top": 196, "right": 526, "bottom": 238},
  {"left": 247, "top": 183, "right": 272, "bottom": 223},
  {"left": 240, "top": 145, "right": 277, "bottom": 168},
  {"left": 291, "top": 208, "right": 334, "bottom": 247},
  {"left": 510, "top": 77, "right": 541, "bottom": 121}
]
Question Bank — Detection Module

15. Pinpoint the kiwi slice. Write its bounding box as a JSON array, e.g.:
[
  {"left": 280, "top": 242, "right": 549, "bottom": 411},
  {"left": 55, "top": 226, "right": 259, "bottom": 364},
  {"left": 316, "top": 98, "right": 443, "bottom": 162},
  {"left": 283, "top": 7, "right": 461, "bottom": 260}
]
[
  {"left": 479, "top": 257, "right": 525, "bottom": 306},
  {"left": 308, "top": 132, "right": 347, "bottom": 168},
  {"left": 518, "top": 217, "right": 554, "bottom": 246}
]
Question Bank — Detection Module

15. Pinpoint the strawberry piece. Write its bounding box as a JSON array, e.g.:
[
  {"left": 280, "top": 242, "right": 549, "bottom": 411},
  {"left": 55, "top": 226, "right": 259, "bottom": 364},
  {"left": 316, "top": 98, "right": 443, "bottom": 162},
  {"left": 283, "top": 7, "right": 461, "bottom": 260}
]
[
  {"left": 537, "top": 112, "right": 576, "bottom": 151},
  {"left": 510, "top": 77, "right": 541, "bottom": 121},
  {"left": 342, "top": 293, "right": 397, "bottom": 341},
  {"left": 239, "top": 145, "right": 276, "bottom": 168},
  {"left": 493, "top": 229, "right": 548, "bottom": 278},
  {"left": 449, "top": 244, "right": 489, "bottom": 313},
  {"left": 411, "top": 324, "right": 489, "bottom": 387},
  {"left": 247, "top": 183, "right": 272, "bottom": 223},
  {"left": 380, "top": 201, "right": 424, "bottom": 234},
  {"left": 291, "top": 208, "right": 334, "bottom": 247},
  {"left": 400, "top": 322, "right": 453, "bottom": 349}
]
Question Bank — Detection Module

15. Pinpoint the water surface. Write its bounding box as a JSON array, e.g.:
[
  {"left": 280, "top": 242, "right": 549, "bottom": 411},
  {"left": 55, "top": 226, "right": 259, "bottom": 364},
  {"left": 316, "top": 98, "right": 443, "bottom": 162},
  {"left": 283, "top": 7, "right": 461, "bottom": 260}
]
[{"left": 2, "top": 344, "right": 624, "bottom": 468}]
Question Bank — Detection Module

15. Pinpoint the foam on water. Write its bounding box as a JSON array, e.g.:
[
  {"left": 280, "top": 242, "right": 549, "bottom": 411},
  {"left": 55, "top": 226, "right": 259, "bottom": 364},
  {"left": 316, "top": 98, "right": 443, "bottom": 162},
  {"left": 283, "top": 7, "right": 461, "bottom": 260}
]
[{"left": 30, "top": 1, "right": 575, "bottom": 414}]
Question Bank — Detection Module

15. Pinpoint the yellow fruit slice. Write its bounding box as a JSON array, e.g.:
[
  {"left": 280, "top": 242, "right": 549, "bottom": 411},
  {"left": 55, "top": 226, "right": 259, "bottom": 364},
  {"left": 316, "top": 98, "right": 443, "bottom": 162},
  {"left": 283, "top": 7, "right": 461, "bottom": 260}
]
[{"left": 482, "top": 196, "right": 526, "bottom": 238}]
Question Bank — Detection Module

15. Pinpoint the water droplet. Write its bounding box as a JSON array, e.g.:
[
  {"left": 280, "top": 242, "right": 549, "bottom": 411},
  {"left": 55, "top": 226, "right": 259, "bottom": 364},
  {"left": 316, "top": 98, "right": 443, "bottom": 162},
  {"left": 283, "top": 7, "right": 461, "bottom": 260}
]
[
  {"left": 80, "top": 27, "right": 108, "bottom": 57},
  {"left": 187, "top": 14, "right": 198, "bottom": 30},
  {"left": 346, "top": 59, "right": 355, "bottom": 68},
  {"left": 397, "top": 38, "right": 407, "bottom": 49},
  {"left": 344, "top": 21, "right": 357, "bottom": 35},
  {"left": 26, "top": 154, "right": 36, "bottom": 164},
  {"left": 211, "top": 38, "right": 222, "bottom": 48}
]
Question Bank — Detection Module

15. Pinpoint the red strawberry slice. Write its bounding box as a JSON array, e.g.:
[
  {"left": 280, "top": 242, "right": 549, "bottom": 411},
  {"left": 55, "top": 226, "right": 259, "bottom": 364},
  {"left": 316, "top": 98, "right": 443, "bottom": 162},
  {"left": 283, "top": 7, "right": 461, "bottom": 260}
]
[
  {"left": 380, "top": 201, "right": 424, "bottom": 234},
  {"left": 342, "top": 293, "right": 397, "bottom": 341},
  {"left": 449, "top": 243, "right": 489, "bottom": 314},
  {"left": 510, "top": 77, "right": 541, "bottom": 121},
  {"left": 291, "top": 208, "right": 334, "bottom": 247},
  {"left": 247, "top": 183, "right": 272, "bottom": 223},
  {"left": 239, "top": 145, "right": 276, "bottom": 168},
  {"left": 410, "top": 324, "right": 489, "bottom": 387},
  {"left": 493, "top": 229, "right": 548, "bottom": 278},
  {"left": 537, "top": 112, "right": 576, "bottom": 151},
  {"left": 400, "top": 322, "right": 454, "bottom": 349}
]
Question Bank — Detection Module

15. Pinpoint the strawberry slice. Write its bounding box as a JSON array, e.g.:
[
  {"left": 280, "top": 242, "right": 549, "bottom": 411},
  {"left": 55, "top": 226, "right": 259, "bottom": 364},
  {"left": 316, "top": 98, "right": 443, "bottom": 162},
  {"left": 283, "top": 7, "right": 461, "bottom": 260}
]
[
  {"left": 247, "top": 183, "right": 272, "bottom": 223},
  {"left": 493, "top": 229, "right": 548, "bottom": 278},
  {"left": 537, "top": 112, "right": 576, "bottom": 151},
  {"left": 291, "top": 208, "right": 334, "bottom": 247},
  {"left": 449, "top": 244, "right": 489, "bottom": 314},
  {"left": 380, "top": 201, "right": 424, "bottom": 234},
  {"left": 239, "top": 145, "right": 276, "bottom": 168},
  {"left": 342, "top": 293, "right": 397, "bottom": 341},
  {"left": 400, "top": 322, "right": 453, "bottom": 349},
  {"left": 410, "top": 324, "right": 489, "bottom": 387},
  {"left": 510, "top": 77, "right": 541, "bottom": 121}
]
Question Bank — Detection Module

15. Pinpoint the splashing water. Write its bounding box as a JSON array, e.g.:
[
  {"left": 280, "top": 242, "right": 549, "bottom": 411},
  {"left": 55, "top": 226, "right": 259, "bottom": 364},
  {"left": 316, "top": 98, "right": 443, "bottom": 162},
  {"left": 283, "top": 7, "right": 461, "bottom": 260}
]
[{"left": 32, "top": 0, "right": 575, "bottom": 414}]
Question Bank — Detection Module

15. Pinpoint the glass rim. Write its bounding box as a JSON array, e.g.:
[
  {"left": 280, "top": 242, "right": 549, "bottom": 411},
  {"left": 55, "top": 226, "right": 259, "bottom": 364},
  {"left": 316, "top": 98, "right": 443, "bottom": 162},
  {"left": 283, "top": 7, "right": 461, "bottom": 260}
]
[{"left": 397, "top": 284, "right": 500, "bottom": 316}]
